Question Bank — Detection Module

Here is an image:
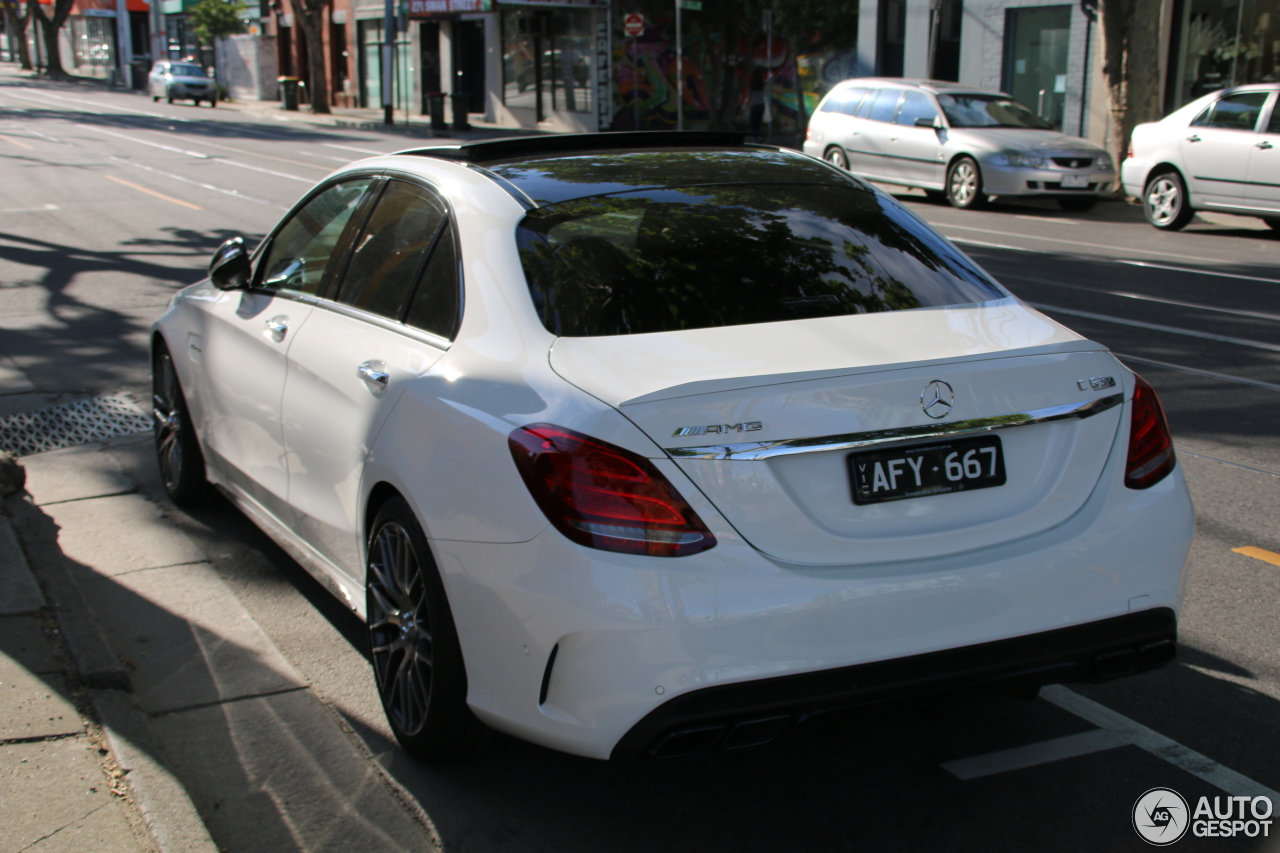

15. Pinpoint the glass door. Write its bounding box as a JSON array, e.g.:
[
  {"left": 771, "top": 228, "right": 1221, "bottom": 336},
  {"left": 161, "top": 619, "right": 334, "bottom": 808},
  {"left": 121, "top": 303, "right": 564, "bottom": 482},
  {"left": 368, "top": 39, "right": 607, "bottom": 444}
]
[{"left": 1003, "top": 5, "right": 1072, "bottom": 129}]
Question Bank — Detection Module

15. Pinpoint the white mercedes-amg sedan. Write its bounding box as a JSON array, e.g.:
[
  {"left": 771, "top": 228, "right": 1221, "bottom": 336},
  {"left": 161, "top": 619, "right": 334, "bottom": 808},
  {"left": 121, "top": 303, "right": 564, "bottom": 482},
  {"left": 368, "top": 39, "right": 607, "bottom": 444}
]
[{"left": 151, "top": 132, "right": 1194, "bottom": 762}]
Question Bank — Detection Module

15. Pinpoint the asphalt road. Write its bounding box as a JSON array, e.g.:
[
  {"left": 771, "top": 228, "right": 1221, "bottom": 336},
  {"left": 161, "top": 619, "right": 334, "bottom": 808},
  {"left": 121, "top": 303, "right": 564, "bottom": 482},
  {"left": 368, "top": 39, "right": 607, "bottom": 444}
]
[{"left": 2, "top": 73, "right": 1278, "bottom": 852}]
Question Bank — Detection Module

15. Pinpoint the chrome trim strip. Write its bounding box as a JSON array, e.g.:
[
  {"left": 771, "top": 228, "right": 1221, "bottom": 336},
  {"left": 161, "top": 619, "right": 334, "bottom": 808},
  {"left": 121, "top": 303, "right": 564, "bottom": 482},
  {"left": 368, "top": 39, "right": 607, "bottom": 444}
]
[{"left": 663, "top": 393, "right": 1124, "bottom": 461}]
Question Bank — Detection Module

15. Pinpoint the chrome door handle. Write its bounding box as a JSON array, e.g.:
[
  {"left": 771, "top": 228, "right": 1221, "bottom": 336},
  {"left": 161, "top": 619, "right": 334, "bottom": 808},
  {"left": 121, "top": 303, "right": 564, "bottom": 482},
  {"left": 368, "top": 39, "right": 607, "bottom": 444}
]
[
  {"left": 1186, "top": 134, "right": 1201, "bottom": 143},
  {"left": 264, "top": 316, "right": 289, "bottom": 339},
  {"left": 1258, "top": 140, "right": 1274, "bottom": 150},
  {"left": 357, "top": 361, "right": 389, "bottom": 388}
]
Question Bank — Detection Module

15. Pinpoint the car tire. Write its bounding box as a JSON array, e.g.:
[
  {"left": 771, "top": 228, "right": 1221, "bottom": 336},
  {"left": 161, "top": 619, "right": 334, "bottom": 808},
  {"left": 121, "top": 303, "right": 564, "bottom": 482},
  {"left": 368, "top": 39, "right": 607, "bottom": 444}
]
[
  {"left": 152, "top": 345, "right": 209, "bottom": 506},
  {"left": 166, "top": 90, "right": 174, "bottom": 104},
  {"left": 824, "top": 146, "right": 849, "bottom": 170},
  {"left": 193, "top": 99, "right": 200, "bottom": 107},
  {"left": 1058, "top": 197, "right": 1098, "bottom": 213},
  {"left": 366, "top": 496, "right": 501, "bottom": 761},
  {"left": 209, "top": 96, "right": 217, "bottom": 108},
  {"left": 151, "top": 94, "right": 160, "bottom": 103},
  {"left": 946, "top": 156, "right": 987, "bottom": 209},
  {"left": 1143, "top": 170, "right": 1194, "bottom": 231},
  {"left": 1261, "top": 217, "right": 1280, "bottom": 231},
  {"left": 923, "top": 189, "right": 948, "bottom": 203}
]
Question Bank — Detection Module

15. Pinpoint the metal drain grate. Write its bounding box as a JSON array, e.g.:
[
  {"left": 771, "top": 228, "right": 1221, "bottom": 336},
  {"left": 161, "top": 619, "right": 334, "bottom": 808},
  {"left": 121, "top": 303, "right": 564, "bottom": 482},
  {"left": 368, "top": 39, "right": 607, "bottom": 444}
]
[{"left": 0, "top": 393, "right": 153, "bottom": 456}]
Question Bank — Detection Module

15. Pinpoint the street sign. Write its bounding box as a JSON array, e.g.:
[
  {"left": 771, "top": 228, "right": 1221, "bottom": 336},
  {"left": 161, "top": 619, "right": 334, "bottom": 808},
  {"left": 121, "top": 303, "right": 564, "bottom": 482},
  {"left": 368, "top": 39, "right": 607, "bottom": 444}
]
[
  {"left": 680, "top": 0, "right": 701, "bottom": 9},
  {"left": 623, "top": 13, "right": 644, "bottom": 36}
]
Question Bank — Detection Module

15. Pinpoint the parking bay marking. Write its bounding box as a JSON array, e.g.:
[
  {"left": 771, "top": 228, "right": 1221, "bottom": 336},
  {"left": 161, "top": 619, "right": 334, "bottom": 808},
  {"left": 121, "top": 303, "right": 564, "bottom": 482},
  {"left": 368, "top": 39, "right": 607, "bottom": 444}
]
[
  {"left": 104, "top": 174, "right": 202, "bottom": 210},
  {"left": 0, "top": 134, "right": 34, "bottom": 150},
  {"left": 1232, "top": 547, "right": 1280, "bottom": 567},
  {"left": 1027, "top": 303, "right": 1280, "bottom": 354},
  {"left": 323, "top": 142, "right": 395, "bottom": 156},
  {"left": 944, "top": 685, "right": 1280, "bottom": 801},
  {"left": 105, "top": 157, "right": 285, "bottom": 210}
]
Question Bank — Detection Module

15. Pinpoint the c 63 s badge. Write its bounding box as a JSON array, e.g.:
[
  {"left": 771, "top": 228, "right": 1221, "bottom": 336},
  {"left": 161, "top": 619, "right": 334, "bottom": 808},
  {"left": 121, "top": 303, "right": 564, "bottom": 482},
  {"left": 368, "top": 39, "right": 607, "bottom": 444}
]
[{"left": 672, "top": 422, "right": 762, "bottom": 438}]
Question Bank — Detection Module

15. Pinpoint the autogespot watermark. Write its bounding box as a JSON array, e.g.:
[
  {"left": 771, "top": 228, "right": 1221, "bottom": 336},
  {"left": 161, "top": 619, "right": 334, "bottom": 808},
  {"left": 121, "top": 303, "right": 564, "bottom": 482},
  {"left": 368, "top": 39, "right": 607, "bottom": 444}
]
[{"left": 1132, "top": 787, "right": 1274, "bottom": 845}]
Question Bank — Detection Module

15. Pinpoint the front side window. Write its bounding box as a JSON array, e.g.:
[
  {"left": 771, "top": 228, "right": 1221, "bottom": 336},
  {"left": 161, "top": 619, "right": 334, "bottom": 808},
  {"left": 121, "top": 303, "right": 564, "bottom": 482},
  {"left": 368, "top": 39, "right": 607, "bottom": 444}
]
[
  {"left": 895, "top": 90, "right": 938, "bottom": 126},
  {"left": 516, "top": 184, "right": 1004, "bottom": 338},
  {"left": 336, "top": 181, "right": 448, "bottom": 320},
  {"left": 258, "top": 179, "right": 373, "bottom": 295},
  {"left": 1191, "top": 92, "right": 1270, "bottom": 130}
]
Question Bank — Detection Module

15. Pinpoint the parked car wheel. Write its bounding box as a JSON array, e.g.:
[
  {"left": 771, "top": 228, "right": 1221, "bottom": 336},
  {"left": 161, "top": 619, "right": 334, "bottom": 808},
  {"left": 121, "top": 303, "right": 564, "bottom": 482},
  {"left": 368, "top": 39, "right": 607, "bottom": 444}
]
[
  {"left": 824, "top": 146, "right": 849, "bottom": 170},
  {"left": 151, "top": 94, "right": 160, "bottom": 103},
  {"left": 1143, "top": 170, "right": 1194, "bottom": 231},
  {"left": 152, "top": 345, "right": 209, "bottom": 506},
  {"left": 946, "top": 156, "right": 987, "bottom": 209},
  {"left": 1261, "top": 217, "right": 1280, "bottom": 231},
  {"left": 366, "top": 497, "right": 499, "bottom": 760},
  {"left": 193, "top": 98, "right": 201, "bottom": 106},
  {"left": 924, "top": 190, "right": 948, "bottom": 203},
  {"left": 209, "top": 95, "right": 217, "bottom": 108},
  {"left": 1058, "top": 197, "right": 1098, "bottom": 213},
  {"left": 166, "top": 90, "right": 174, "bottom": 104}
]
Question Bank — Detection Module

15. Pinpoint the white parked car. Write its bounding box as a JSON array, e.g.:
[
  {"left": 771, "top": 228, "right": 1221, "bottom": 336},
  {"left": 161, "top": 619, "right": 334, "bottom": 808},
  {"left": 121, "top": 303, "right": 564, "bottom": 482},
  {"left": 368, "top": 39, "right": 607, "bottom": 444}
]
[
  {"left": 1122, "top": 84, "right": 1280, "bottom": 230},
  {"left": 148, "top": 60, "right": 217, "bottom": 107},
  {"left": 804, "top": 79, "right": 1116, "bottom": 211},
  {"left": 152, "top": 133, "right": 1193, "bottom": 762}
]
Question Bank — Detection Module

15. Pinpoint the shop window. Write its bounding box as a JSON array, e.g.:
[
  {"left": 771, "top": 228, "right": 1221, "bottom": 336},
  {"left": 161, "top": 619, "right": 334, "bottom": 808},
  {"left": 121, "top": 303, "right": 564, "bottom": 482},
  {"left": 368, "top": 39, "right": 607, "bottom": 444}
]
[
  {"left": 1169, "top": 0, "right": 1280, "bottom": 110},
  {"left": 502, "top": 8, "right": 592, "bottom": 118}
]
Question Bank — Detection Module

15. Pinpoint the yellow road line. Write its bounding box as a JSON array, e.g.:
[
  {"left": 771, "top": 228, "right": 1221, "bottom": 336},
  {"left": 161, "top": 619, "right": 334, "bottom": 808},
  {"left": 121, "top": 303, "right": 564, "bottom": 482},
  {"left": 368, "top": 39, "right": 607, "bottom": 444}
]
[
  {"left": 1232, "top": 547, "right": 1280, "bottom": 567},
  {"left": 104, "top": 174, "right": 203, "bottom": 210},
  {"left": 0, "top": 134, "right": 34, "bottom": 150}
]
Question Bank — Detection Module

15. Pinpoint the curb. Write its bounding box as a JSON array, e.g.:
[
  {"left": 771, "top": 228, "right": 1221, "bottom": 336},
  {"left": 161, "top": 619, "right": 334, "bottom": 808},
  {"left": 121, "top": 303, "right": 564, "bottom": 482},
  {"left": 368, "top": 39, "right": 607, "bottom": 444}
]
[{"left": 2, "top": 489, "right": 219, "bottom": 853}]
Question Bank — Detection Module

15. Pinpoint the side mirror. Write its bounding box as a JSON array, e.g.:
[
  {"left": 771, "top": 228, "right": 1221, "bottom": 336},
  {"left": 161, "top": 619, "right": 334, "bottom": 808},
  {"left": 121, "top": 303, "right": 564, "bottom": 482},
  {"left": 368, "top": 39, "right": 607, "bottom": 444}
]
[
  {"left": 915, "top": 116, "right": 940, "bottom": 128},
  {"left": 210, "top": 237, "right": 250, "bottom": 290}
]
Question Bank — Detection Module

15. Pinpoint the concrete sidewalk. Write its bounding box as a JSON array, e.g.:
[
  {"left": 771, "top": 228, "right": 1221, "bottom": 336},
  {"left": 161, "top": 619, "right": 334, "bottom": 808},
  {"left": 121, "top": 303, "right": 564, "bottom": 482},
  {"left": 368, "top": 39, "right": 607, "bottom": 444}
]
[{"left": 1, "top": 433, "right": 438, "bottom": 852}]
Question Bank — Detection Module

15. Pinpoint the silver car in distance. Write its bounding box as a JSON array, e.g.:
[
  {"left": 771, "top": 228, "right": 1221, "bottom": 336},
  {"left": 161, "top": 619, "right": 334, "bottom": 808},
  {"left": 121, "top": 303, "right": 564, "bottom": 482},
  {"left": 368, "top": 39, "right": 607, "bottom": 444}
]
[
  {"left": 804, "top": 79, "right": 1115, "bottom": 212},
  {"left": 152, "top": 132, "right": 1192, "bottom": 763}
]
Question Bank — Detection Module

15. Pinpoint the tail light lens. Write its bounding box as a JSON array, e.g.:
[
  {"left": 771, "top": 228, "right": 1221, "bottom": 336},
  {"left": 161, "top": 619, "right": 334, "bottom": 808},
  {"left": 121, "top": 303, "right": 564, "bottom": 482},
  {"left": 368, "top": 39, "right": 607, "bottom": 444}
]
[
  {"left": 508, "top": 424, "right": 716, "bottom": 557},
  {"left": 1125, "top": 374, "right": 1176, "bottom": 489}
]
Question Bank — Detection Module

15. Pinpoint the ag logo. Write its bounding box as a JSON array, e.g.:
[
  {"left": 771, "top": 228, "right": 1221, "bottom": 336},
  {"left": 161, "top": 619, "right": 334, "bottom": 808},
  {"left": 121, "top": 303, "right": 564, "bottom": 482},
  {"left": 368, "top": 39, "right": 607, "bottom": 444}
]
[{"left": 1133, "top": 787, "right": 1190, "bottom": 845}]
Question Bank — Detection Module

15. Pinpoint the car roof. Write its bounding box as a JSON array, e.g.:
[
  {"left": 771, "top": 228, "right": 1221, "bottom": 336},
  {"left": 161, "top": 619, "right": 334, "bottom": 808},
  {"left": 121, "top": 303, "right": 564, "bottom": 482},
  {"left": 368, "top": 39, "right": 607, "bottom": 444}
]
[
  {"left": 394, "top": 132, "right": 864, "bottom": 206},
  {"left": 830, "top": 78, "right": 1008, "bottom": 98}
]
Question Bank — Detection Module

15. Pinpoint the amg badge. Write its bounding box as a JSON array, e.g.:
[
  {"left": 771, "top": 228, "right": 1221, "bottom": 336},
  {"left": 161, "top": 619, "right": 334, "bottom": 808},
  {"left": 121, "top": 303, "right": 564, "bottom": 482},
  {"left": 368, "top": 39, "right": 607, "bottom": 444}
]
[
  {"left": 1077, "top": 376, "right": 1117, "bottom": 391},
  {"left": 672, "top": 422, "right": 763, "bottom": 437}
]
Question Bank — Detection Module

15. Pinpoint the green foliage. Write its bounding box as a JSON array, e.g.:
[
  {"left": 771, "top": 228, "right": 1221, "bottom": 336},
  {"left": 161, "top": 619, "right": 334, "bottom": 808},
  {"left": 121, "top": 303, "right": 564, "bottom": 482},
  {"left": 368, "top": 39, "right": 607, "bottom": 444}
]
[
  {"left": 188, "top": 0, "right": 247, "bottom": 44},
  {"left": 741, "top": 0, "right": 861, "bottom": 51}
]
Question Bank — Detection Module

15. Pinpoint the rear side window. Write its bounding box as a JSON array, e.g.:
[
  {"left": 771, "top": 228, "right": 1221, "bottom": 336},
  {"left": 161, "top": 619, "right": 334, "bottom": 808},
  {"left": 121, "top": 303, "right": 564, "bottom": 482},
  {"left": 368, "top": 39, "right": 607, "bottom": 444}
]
[
  {"left": 336, "top": 180, "right": 448, "bottom": 320},
  {"left": 866, "top": 89, "right": 903, "bottom": 122},
  {"left": 404, "top": 220, "right": 461, "bottom": 339},
  {"left": 822, "top": 87, "right": 869, "bottom": 116},
  {"left": 516, "top": 184, "right": 1005, "bottom": 338},
  {"left": 1192, "top": 92, "right": 1270, "bottom": 130},
  {"left": 1269, "top": 101, "right": 1280, "bottom": 134}
]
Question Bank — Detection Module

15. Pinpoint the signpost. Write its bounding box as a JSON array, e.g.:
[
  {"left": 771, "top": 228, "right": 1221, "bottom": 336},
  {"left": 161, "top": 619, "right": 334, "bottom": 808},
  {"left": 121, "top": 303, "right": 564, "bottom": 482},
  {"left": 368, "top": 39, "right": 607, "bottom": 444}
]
[
  {"left": 624, "top": 14, "right": 643, "bottom": 130},
  {"left": 674, "top": 0, "right": 698, "bottom": 130}
]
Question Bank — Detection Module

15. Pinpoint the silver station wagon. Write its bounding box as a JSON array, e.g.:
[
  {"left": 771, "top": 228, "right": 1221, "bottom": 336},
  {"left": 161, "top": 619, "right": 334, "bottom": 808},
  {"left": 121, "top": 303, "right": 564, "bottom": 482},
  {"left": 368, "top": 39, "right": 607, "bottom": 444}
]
[{"left": 804, "top": 79, "right": 1115, "bottom": 212}]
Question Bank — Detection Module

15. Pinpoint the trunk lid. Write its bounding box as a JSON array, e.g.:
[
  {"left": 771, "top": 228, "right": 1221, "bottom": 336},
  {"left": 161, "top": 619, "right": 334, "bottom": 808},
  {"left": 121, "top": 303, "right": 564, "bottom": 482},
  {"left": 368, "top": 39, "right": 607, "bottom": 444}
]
[{"left": 550, "top": 302, "right": 1127, "bottom": 566}]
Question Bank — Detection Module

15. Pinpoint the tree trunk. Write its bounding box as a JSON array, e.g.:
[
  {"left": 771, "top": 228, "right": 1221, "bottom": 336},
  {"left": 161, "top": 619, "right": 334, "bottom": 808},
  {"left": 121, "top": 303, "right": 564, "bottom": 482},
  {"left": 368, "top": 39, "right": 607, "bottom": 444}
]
[
  {"left": 28, "top": 0, "right": 72, "bottom": 77},
  {"left": 5, "top": 2, "right": 33, "bottom": 70},
  {"left": 292, "top": 0, "right": 331, "bottom": 114},
  {"left": 1100, "top": 0, "right": 1163, "bottom": 183},
  {"left": 710, "top": 3, "right": 743, "bottom": 130}
]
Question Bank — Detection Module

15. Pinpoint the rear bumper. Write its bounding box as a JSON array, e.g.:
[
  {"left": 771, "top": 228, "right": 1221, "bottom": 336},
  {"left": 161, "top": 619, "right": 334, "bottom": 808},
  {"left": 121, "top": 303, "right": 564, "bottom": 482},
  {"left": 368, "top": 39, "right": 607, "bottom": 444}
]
[{"left": 612, "top": 607, "right": 1176, "bottom": 760}]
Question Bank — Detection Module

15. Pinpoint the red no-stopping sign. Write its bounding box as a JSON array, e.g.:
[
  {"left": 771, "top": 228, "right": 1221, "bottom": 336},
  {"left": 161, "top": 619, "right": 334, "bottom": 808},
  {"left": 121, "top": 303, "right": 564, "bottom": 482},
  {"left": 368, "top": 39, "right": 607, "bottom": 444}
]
[{"left": 623, "top": 13, "right": 645, "bottom": 36}]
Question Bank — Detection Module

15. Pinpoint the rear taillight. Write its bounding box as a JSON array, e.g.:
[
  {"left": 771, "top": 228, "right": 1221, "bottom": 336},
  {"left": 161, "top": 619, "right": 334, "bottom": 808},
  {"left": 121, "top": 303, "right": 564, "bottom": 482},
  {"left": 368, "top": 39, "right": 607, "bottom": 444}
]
[
  {"left": 1125, "top": 374, "right": 1176, "bottom": 489},
  {"left": 508, "top": 424, "right": 716, "bottom": 557}
]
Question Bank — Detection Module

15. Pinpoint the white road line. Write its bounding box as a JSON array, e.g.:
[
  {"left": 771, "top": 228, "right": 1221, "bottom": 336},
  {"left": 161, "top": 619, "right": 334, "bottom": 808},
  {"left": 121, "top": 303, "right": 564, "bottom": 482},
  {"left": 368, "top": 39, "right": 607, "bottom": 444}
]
[
  {"left": 298, "top": 151, "right": 353, "bottom": 163},
  {"left": 951, "top": 235, "right": 1280, "bottom": 286},
  {"left": 935, "top": 222, "right": 1245, "bottom": 265},
  {"left": 9, "top": 87, "right": 189, "bottom": 121},
  {"left": 1013, "top": 214, "right": 1082, "bottom": 225},
  {"left": 323, "top": 142, "right": 392, "bottom": 155},
  {"left": 1000, "top": 275, "right": 1280, "bottom": 323},
  {"left": 1028, "top": 303, "right": 1280, "bottom": 353},
  {"left": 1175, "top": 447, "right": 1280, "bottom": 479},
  {"left": 1044, "top": 686, "right": 1280, "bottom": 800},
  {"left": 215, "top": 158, "right": 313, "bottom": 183},
  {"left": 1117, "top": 354, "right": 1280, "bottom": 393},
  {"left": 105, "top": 156, "right": 285, "bottom": 209},
  {"left": 162, "top": 136, "right": 331, "bottom": 170},
  {"left": 943, "top": 729, "right": 1130, "bottom": 780},
  {"left": 0, "top": 204, "right": 60, "bottom": 213},
  {"left": 77, "top": 124, "right": 210, "bottom": 158}
]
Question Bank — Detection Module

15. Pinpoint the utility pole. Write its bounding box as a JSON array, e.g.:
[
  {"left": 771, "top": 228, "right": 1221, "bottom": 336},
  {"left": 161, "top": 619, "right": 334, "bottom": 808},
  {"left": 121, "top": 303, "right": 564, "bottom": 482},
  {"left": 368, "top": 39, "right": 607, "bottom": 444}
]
[
  {"left": 763, "top": 8, "right": 772, "bottom": 139},
  {"left": 675, "top": 0, "right": 682, "bottom": 131},
  {"left": 382, "top": 0, "right": 394, "bottom": 124}
]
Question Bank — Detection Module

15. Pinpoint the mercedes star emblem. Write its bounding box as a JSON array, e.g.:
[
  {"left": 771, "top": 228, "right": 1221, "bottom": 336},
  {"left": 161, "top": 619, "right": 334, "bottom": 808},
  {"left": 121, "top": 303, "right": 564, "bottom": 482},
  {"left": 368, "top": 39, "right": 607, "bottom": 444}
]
[{"left": 921, "top": 380, "right": 955, "bottom": 420}]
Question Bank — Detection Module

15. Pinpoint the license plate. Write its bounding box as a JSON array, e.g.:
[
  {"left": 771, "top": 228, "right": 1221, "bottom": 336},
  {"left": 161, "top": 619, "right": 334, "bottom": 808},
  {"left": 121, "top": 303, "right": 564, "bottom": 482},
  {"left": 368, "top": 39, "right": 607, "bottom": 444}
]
[
  {"left": 1060, "top": 174, "right": 1089, "bottom": 188},
  {"left": 849, "top": 435, "right": 1006, "bottom": 505}
]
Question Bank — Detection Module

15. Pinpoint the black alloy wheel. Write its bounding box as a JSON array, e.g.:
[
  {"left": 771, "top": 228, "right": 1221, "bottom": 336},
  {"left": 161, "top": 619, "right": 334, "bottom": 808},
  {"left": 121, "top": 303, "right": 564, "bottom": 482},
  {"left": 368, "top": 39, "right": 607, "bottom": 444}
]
[
  {"left": 1058, "top": 197, "right": 1098, "bottom": 213},
  {"left": 946, "top": 156, "right": 987, "bottom": 209},
  {"left": 1143, "top": 170, "right": 1194, "bottom": 231},
  {"left": 824, "top": 146, "right": 849, "bottom": 170},
  {"left": 152, "top": 346, "right": 209, "bottom": 505},
  {"left": 366, "top": 497, "right": 498, "bottom": 760}
]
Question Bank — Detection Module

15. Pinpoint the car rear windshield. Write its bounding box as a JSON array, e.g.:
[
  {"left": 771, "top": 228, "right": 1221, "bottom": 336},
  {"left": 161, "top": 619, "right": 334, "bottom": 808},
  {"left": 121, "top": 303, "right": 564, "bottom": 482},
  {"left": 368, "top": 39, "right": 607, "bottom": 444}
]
[
  {"left": 938, "top": 94, "right": 1052, "bottom": 129},
  {"left": 516, "top": 183, "right": 1005, "bottom": 337}
]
